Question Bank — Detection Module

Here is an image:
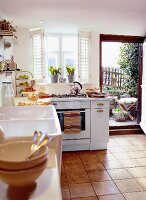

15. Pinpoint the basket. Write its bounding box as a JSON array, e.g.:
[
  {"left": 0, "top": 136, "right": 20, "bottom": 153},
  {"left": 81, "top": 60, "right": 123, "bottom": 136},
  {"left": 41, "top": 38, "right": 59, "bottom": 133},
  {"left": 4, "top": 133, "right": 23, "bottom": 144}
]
[{"left": 112, "top": 110, "right": 129, "bottom": 122}]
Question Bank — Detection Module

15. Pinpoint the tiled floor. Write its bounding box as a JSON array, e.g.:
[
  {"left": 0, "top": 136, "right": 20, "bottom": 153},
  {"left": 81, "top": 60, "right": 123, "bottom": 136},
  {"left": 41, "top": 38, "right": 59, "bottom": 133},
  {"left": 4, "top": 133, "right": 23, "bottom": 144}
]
[{"left": 61, "top": 134, "right": 146, "bottom": 200}]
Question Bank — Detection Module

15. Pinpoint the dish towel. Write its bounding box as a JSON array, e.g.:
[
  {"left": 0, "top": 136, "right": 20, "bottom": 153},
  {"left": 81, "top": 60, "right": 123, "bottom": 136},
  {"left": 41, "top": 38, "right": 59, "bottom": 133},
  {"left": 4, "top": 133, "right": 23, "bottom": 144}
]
[{"left": 64, "top": 111, "right": 81, "bottom": 134}]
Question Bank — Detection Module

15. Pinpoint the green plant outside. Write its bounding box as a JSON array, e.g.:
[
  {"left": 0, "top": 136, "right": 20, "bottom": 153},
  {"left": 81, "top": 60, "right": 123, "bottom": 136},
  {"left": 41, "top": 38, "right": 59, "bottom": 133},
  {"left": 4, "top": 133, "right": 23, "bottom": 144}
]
[
  {"left": 102, "top": 86, "right": 126, "bottom": 98},
  {"left": 66, "top": 65, "right": 76, "bottom": 75},
  {"left": 48, "top": 66, "right": 61, "bottom": 75},
  {"left": 117, "top": 43, "right": 139, "bottom": 97},
  {"left": 112, "top": 107, "right": 122, "bottom": 112}
]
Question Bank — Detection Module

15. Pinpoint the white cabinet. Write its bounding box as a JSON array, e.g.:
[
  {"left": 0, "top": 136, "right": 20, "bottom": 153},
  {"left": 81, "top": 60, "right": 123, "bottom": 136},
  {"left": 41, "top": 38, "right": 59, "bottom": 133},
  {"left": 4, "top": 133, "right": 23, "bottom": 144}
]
[{"left": 90, "top": 100, "right": 109, "bottom": 150}]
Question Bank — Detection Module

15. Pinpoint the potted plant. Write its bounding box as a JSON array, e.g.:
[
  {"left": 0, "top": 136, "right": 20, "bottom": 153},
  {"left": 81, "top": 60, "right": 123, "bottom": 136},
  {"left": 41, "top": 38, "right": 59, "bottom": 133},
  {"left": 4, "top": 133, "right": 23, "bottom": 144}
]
[
  {"left": 112, "top": 107, "right": 129, "bottom": 122},
  {"left": 66, "top": 65, "right": 76, "bottom": 83},
  {"left": 48, "top": 66, "right": 61, "bottom": 83}
]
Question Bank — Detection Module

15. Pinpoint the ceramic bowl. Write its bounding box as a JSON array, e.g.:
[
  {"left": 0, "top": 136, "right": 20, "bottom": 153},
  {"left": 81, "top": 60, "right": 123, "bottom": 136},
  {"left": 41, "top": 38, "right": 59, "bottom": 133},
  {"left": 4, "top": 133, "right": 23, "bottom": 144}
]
[
  {"left": 0, "top": 141, "right": 48, "bottom": 170},
  {"left": 0, "top": 159, "right": 47, "bottom": 186}
]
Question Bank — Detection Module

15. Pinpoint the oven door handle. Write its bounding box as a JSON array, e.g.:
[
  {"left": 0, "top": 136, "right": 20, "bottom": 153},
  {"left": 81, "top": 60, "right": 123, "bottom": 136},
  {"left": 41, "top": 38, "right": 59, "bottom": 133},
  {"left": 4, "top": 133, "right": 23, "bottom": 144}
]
[
  {"left": 57, "top": 111, "right": 64, "bottom": 114},
  {"left": 57, "top": 110, "right": 85, "bottom": 114},
  {"left": 52, "top": 103, "right": 57, "bottom": 106}
]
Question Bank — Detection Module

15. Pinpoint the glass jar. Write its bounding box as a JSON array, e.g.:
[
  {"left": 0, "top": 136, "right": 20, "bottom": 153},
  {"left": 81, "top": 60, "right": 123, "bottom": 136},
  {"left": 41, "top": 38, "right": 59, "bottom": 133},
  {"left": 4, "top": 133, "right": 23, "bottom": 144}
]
[{"left": 1, "top": 82, "right": 15, "bottom": 106}]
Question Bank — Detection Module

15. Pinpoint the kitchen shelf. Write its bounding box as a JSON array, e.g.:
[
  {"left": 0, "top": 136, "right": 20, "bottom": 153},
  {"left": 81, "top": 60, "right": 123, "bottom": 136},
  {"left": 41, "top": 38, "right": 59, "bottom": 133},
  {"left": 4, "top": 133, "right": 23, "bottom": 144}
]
[
  {"left": 15, "top": 70, "right": 33, "bottom": 97},
  {"left": 0, "top": 30, "right": 14, "bottom": 36},
  {"left": 16, "top": 85, "right": 31, "bottom": 88},
  {"left": 16, "top": 78, "right": 29, "bottom": 81}
]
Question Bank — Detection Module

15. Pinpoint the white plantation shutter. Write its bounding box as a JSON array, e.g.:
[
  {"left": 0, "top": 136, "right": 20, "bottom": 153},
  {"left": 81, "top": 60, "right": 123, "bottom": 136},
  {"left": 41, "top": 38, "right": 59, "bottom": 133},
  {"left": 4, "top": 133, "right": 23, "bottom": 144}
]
[
  {"left": 31, "top": 29, "right": 45, "bottom": 81},
  {"left": 78, "top": 30, "right": 91, "bottom": 83}
]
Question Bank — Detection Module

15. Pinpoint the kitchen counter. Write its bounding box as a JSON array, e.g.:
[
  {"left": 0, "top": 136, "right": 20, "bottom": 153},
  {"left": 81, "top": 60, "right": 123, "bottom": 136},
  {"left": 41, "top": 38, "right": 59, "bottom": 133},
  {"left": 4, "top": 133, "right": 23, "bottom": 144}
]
[
  {"left": 14, "top": 96, "right": 110, "bottom": 106},
  {"left": 13, "top": 96, "right": 110, "bottom": 151},
  {"left": 0, "top": 149, "right": 62, "bottom": 200}
]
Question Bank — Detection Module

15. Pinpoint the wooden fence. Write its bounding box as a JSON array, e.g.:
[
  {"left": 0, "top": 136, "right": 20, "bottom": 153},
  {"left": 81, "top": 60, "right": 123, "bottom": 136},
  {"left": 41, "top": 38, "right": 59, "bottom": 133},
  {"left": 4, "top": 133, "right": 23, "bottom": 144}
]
[{"left": 102, "top": 67, "right": 126, "bottom": 89}]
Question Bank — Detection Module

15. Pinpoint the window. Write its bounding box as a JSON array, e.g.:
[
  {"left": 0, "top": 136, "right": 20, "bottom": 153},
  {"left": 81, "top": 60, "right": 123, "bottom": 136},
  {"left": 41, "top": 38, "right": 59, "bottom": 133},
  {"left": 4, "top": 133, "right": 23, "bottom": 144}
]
[
  {"left": 78, "top": 30, "right": 90, "bottom": 83},
  {"left": 46, "top": 34, "right": 78, "bottom": 81},
  {"left": 31, "top": 30, "right": 90, "bottom": 83},
  {"left": 31, "top": 29, "right": 45, "bottom": 82}
]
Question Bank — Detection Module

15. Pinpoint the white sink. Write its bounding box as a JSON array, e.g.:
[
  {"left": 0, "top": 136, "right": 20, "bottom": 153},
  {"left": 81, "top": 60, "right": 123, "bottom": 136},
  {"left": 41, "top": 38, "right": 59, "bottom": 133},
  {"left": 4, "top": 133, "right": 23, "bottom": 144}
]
[{"left": 0, "top": 105, "right": 61, "bottom": 137}]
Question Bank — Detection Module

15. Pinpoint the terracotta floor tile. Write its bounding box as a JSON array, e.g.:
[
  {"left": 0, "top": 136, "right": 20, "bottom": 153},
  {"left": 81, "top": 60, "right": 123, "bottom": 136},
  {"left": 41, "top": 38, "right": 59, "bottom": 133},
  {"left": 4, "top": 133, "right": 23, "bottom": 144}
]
[
  {"left": 112, "top": 152, "right": 129, "bottom": 160},
  {"left": 72, "top": 197, "right": 98, "bottom": 200},
  {"left": 63, "top": 152, "right": 80, "bottom": 156},
  {"left": 94, "top": 149, "right": 110, "bottom": 156},
  {"left": 98, "top": 154, "right": 117, "bottom": 162},
  {"left": 66, "top": 171, "right": 90, "bottom": 184},
  {"left": 61, "top": 135, "right": 146, "bottom": 200},
  {"left": 136, "top": 177, "right": 146, "bottom": 189},
  {"left": 61, "top": 162, "right": 65, "bottom": 173},
  {"left": 107, "top": 169, "right": 132, "bottom": 180},
  {"left": 108, "top": 147, "right": 125, "bottom": 153},
  {"left": 79, "top": 153, "right": 99, "bottom": 162},
  {"left": 115, "top": 140, "right": 132, "bottom": 146},
  {"left": 92, "top": 180, "right": 120, "bottom": 196},
  {"left": 61, "top": 173, "right": 68, "bottom": 187},
  {"left": 69, "top": 183, "right": 96, "bottom": 198},
  {"left": 136, "top": 158, "right": 146, "bottom": 166},
  {"left": 63, "top": 154, "right": 82, "bottom": 164},
  {"left": 83, "top": 161, "right": 105, "bottom": 171},
  {"left": 62, "top": 185, "right": 71, "bottom": 199},
  {"left": 64, "top": 163, "right": 85, "bottom": 173},
  {"left": 108, "top": 141, "right": 120, "bottom": 147},
  {"left": 122, "top": 145, "right": 146, "bottom": 152},
  {"left": 127, "top": 167, "right": 146, "bottom": 178},
  {"left": 119, "top": 159, "right": 142, "bottom": 167},
  {"left": 63, "top": 156, "right": 82, "bottom": 164},
  {"left": 98, "top": 194, "right": 125, "bottom": 200},
  {"left": 127, "top": 151, "right": 146, "bottom": 159},
  {"left": 114, "top": 179, "right": 143, "bottom": 193},
  {"left": 102, "top": 160, "right": 123, "bottom": 169},
  {"left": 130, "top": 140, "right": 146, "bottom": 146},
  {"left": 87, "top": 170, "right": 111, "bottom": 182},
  {"left": 123, "top": 191, "right": 146, "bottom": 200},
  {"left": 79, "top": 151, "right": 97, "bottom": 156}
]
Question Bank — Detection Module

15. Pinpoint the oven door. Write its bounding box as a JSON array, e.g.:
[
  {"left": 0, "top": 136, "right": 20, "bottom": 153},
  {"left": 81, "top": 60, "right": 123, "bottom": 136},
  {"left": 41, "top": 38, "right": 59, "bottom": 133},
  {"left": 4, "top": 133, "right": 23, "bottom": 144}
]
[{"left": 57, "top": 109, "right": 90, "bottom": 139}]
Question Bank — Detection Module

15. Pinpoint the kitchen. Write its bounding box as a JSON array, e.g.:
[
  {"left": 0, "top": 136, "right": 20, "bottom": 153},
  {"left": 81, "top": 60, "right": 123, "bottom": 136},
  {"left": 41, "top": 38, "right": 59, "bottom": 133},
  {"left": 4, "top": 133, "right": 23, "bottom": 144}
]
[{"left": 1, "top": 0, "right": 146, "bottom": 199}]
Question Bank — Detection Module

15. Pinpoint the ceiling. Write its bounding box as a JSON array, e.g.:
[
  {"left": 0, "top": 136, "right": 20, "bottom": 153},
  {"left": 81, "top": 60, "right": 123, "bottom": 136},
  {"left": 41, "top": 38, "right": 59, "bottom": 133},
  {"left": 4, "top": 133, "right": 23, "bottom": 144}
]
[{"left": 1, "top": 0, "right": 146, "bottom": 35}]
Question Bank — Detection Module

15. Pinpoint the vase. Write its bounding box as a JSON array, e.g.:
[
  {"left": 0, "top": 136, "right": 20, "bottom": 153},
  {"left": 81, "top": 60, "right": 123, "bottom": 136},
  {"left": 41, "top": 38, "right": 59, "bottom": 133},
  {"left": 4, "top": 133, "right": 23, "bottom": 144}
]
[
  {"left": 51, "top": 75, "right": 58, "bottom": 83},
  {"left": 68, "top": 75, "right": 74, "bottom": 83}
]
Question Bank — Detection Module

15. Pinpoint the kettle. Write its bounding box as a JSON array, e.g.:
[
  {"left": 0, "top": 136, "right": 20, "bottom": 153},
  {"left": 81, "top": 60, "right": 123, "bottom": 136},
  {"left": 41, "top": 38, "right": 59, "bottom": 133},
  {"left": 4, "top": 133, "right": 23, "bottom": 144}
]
[{"left": 70, "top": 81, "right": 82, "bottom": 95}]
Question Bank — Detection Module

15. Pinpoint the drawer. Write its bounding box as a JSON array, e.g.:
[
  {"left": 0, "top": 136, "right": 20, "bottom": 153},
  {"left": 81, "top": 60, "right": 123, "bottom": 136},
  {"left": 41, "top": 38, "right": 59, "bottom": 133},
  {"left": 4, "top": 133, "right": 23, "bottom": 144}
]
[{"left": 91, "top": 100, "right": 109, "bottom": 109}]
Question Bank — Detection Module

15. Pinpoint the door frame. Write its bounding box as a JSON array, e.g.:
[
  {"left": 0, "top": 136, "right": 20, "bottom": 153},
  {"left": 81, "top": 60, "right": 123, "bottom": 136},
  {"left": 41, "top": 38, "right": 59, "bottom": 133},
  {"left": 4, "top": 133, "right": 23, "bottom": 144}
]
[{"left": 100, "top": 34, "right": 145, "bottom": 124}]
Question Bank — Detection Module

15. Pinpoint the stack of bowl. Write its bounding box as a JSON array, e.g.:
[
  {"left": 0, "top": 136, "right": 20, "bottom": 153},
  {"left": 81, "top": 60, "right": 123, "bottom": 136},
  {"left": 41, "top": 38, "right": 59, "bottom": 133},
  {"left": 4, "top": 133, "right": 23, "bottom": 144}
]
[{"left": 0, "top": 140, "right": 48, "bottom": 187}]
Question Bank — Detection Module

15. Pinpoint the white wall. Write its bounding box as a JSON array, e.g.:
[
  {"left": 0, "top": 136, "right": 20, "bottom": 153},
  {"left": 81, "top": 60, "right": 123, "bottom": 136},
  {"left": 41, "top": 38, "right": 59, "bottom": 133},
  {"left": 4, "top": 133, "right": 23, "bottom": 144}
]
[
  {"left": 13, "top": 28, "right": 33, "bottom": 72},
  {"left": 90, "top": 32, "right": 100, "bottom": 86},
  {"left": 13, "top": 28, "right": 100, "bottom": 86},
  {"left": 4, "top": 37, "right": 14, "bottom": 60}
]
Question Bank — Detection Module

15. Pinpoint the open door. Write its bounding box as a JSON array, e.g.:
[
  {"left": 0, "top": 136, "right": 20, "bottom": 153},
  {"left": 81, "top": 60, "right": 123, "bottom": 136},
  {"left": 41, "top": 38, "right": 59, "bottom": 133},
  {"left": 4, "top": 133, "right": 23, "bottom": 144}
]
[
  {"left": 140, "top": 39, "right": 146, "bottom": 132},
  {"left": 100, "top": 34, "right": 145, "bottom": 127}
]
